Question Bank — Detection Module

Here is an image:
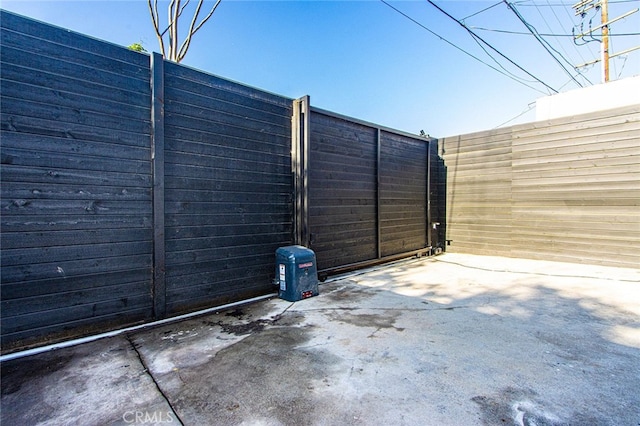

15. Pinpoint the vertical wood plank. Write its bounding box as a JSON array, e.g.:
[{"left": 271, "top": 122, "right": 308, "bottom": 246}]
[
  {"left": 376, "top": 127, "right": 382, "bottom": 259},
  {"left": 301, "top": 96, "right": 311, "bottom": 249},
  {"left": 292, "top": 98, "right": 302, "bottom": 245},
  {"left": 426, "top": 138, "right": 432, "bottom": 250},
  {"left": 151, "top": 52, "right": 166, "bottom": 319},
  {"left": 292, "top": 95, "right": 310, "bottom": 247}
]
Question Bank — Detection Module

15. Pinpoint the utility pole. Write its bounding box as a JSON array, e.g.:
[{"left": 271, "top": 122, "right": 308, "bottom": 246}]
[
  {"left": 573, "top": 0, "right": 639, "bottom": 83},
  {"left": 600, "top": 0, "right": 609, "bottom": 82}
]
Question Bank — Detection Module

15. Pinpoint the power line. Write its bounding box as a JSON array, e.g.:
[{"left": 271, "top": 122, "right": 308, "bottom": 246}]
[
  {"left": 514, "top": 0, "right": 639, "bottom": 6},
  {"left": 560, "top": 0, "right": 600, "bottom": 61},
  {"left": 543, "top": 0, "right": 591, "bottom": 66},
  {"left": 572, "top": 0, "right": 640, "bottom": 82},
  {"left": 470, "top": 26, "right": 640, "bottom": 36},
  {"left": 615, "top": 52, "right": 630, "bottom": 78},
  {"left": 461, "top": 1, "right": 503, "bottom": 21},
  {"left": 469, "top": 30, "right": 540, "bottom": 84},
  {"left": 378, "top": 0, "right": 550, "bottom": 94},
  {"left": 504, "top": 0, "right": 588, "bottom": 87},
  {"left": 493, "top": 102, "right": 536, "bottom": 128},
  {"left": 536, "top": 0, "right": 590, "bottom": 71},
  {"left": 452, "top": 0, "right": 544, "bottom": 82},
  {"left": 425, "top": 0, "right": 559, "bottom": 93},
  {"left": 610, "top": 20, "right": 618, "bottom": 77}
]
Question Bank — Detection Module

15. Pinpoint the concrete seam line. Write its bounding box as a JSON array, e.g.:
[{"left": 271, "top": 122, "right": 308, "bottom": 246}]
[
  {"left": 125, "top": 334, "right": 185, "bottom": 426},
  {"left": 0, "top": 293, "right": 277, "bottom": 363}
]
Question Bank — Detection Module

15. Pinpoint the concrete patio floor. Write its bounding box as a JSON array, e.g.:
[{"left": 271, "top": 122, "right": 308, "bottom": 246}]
[{"left": 2, "top": 253, "right": 639, "bottom": 425}]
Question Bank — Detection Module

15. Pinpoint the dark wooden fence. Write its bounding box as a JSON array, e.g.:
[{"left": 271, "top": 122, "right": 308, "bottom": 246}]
[
  {"left": 300, "top": 106, "right": 442, "bottom": 273},
  {"left": 161, "top": 62, "right": 294, "bottom": 315},
  {"left": 1, "top": 11, "right": 444, "bottom": 353},
  {"left": 0, "top": 11, "right": 294, "bottom": 352},
  {"left": 1, "top": 11, "right": 156, "bottom": 351}
]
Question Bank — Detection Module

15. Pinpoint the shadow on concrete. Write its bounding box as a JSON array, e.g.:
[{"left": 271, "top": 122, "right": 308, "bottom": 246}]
[
  {"left": 1, "top": 253, "right": 639, "bottom": 425},
  {"left": 354, "top": 255, "right": 640, "bottom": 425}
]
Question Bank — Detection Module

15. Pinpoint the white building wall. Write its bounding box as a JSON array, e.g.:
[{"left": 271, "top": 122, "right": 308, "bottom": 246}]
[{"left": 536, "top": 75, "right": 640, "bottom": 120}]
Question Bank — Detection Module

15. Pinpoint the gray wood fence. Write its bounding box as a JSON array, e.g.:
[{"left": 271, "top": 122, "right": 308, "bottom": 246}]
[{"left": 441, "top": 105, "right": 640, "bottom": 268}]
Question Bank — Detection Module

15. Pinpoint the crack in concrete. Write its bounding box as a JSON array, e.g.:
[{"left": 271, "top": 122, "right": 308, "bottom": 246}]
[{"left": 125, "top": 334, "right": 185, "bottom": 426}]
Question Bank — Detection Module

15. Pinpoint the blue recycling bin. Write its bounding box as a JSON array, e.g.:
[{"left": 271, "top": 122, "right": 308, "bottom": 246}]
[{"left": 275, "top": 245, "right": 319, "bottom": 302}]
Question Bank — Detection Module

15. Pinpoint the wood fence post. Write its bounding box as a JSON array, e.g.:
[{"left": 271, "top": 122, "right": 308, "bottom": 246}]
[{"left": 151, "top": 52, "right": 166, "bottom": 319}]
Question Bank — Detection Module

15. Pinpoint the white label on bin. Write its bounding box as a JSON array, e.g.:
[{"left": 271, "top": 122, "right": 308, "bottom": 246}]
[
  {"left": 279, "top": 264, "right": 286, "bottom": 290},
  {"left": 298, "top": 262, "right": 313, "bottom": 269}
]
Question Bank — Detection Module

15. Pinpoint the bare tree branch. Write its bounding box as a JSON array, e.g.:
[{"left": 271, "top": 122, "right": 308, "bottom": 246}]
[
  {"left": 147, "top": 0, "right": 221, "bottom": 63},
  {"left": 177, "top": 0, "right": 221, "bottom": 62},
  {"left": 170, "top": 0, "right": 179, "bottom": 61},
  {"left": 192, "top": 0, "right": 221, "bottom": 34},
  {"left": 177, "top": 0, "right": 204, "bottom": 62},
  {"left": 178, "top": 0, "right": 191, "bottom": 17},
  {"left": 147, "top": 0, "right": 166, "bottom": 57}
]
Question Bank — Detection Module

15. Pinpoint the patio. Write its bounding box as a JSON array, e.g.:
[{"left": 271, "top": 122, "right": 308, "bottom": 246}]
[{"left": 2, "top": 253, "right": 639, "bottom": 425}]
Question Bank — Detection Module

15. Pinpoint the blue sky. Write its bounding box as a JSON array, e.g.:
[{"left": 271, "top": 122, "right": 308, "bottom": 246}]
[{"left": 2, "top": 0, "right": 639, "bottom": 137}]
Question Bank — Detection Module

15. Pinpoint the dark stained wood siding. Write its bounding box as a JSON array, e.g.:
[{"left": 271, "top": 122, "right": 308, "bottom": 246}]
[
  {"left": 442, "top": 105, "right": 640, "bottom": 268},
  {"left": 0, "top": 10, "right": 445, "bottom": 353},
  {"left": 0, "top": 11, "right": 294, "bottom": 352},
  {"left": 307, "top": 109, "right": 435, "bottom": 272},
  {"left": 162, "top": 62, "right": 293, "bottom": 314},
  {"left": 379, "top": 131, "right": 428, "bottom": 257},
  {"left": 0, "top": 11, "right": 154, "bottom": 351},
  {"left": 308, "top": 111, "right": 378, "bottom": 270},
  {"left": 430, "top": 141, "right": 447, "bottom": 249}
]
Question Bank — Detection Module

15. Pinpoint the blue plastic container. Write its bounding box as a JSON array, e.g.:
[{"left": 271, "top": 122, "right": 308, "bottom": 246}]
[{"left": 275, "top": 245, "right": 319, "bottom": 302}]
